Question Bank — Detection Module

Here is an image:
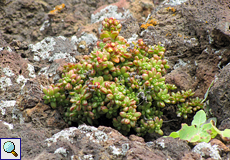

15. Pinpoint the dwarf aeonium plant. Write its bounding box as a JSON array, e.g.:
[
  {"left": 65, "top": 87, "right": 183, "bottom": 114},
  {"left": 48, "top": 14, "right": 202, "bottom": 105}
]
[{"left": 43, "top": 17, "right": 204, "bottom": 136}]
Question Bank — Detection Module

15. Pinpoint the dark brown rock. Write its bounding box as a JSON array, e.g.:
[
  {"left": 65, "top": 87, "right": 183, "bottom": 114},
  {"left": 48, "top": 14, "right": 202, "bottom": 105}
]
[
  {"left": 147, "top": 137, "right": 192, "bottom": 160},
  {"left": 23, "top": 103, "right": 67, "bottom": 129},
  {"left": 42, "top": 125, "right": 170, "bottom": 160},
  {"left": 165, "top": 67, "right": 194, "bottom": 91},
  {"left": 209, "top": 63, "right": 230, "bottom": 125},
  {"left": 210, "top": 139, "right": 230, "bottom": 152}
]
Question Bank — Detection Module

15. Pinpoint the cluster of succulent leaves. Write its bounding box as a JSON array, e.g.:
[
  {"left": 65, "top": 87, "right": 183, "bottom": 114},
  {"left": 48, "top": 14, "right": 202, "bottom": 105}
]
[
  {"left": 169, "top": 110, "right": 230, "bottom": 143},
  {"left": 43, "top": 17, "right": 204, "bottom": 136}
]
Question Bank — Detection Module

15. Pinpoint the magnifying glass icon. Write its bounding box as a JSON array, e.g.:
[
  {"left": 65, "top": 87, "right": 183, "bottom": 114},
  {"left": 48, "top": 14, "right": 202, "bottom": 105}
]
[{"left": 3, "top": 141, "right": 18, "bottom": 157}]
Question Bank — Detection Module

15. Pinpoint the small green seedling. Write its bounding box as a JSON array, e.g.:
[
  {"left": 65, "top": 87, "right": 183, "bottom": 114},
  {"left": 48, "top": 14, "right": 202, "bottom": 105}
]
[{"left": 169, "top": 110, "right": 230, "bottom": 143}]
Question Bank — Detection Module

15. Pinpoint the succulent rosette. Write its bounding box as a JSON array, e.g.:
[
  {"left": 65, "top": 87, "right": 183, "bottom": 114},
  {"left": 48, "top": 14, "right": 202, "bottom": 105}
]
[{"left": 43, "top": 17, "right": 204, "bottom": 136}]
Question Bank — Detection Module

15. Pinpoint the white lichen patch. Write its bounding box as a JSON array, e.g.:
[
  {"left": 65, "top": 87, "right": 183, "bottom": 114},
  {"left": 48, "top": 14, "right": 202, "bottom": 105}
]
[
  {"left": 1, "top": 99, "right": 25, "bottom": 125},
  {"left": 192, "top": 142, "right": 221, "bottom": 160},
  {"left": 54, "top": 147, "right": 68, "bottom": 157},
  {"left": 45, "top": 127, "right": 78, "bottom": 147},
  {"left": 29, "top": 37, "right": 56, "bottom": 60},
  {"left": 30, "top": 36, "right": 76, "bottom": 63},
  {"left": 208, "top": 34, "right": 214, "bottom": 44},
  {"left": 16, "top": 75, "right": 29, "bottom": 93},
  {"left": 173, "top": 59, "right": 189, "bottom": 70},
  {"left": 52, "top": 74, "right": 61, "bottom": 83},
  {"left": 27, "top": 64, "right": 36, "bottom": 78},
  {"left": 57, "top": 35, "right": 66, "bottom": 41},
  {"left": 93, "top": 130, "right": 108, "bottom": 143},
  {"left": 0, "top": 120, "right": 14, "bottom": 130},
  {"left": 77, "top": 32, "right": 98, "bottom": 45},
  {"left": 3, "top": 67, "right": 15, "bottom": 77},
  {"left": 184, "top": 37, "right": 198, "bottom": 47},
  {"left": 162, "top": 0, "right": 188, "bottom": 6},
  {"left": 48, "top": 52, "right": 76, "bottom": 63},
  {"left": 0, "top": 77, "right": 12, "bottom": 91},
  {"left": 16, "top": 75, "right": 28, "bottom": 84},
  {"left": 121, "top": 143, "right": 129, "bottom": 155},
  {"left": 127, "top": 34, "right": 138, "bottom": 44},
  {"left": 217, "top": 61, "right": 222, "bottom": 69},
  {"left": 71, "top": 35, "right": 78, "bottom": 50},
  {"left": 6, "top": 46, "right": 12, "bottom": 52},
  {"left": 110, "top": 145, "right": 122, "bottom": 156},
  {"left": 78, "top": 124, "right": 108, "bottom": 143},
  {"left": 38, "top": 67, "right": 49, "bottom": 76},
  {"left": 91, "top": 5, "right": 131, "bottom": 24},
  {"left": 38, "top": 65, "right": 60, "bottom": 84},
  {"left": 33, "top": 55, "right": 40, "bottom": 61},
  {"left": 82, "top": 154, "right": 94, "bottom": 160},
  {"left": 78, "top": 124, "right": 98, "bottom": 133},
  {"left": 156, "top": 139, "right": 165, "bottom": 148},
  {"left": 40, "top": 20, "right": 50, "bottom": 31},
  {"left": 12, "top": 107, "right": 25, "bottom": 124},
  {"left": 194, "top": 60, "right": 198, "bottom": 66},
  {"left": 146, "top": 141, "right": 154, "bottom": 147},
  {"left": 79, "top": 44, "right": 85, "bottom": 49},
  {"left": 0, "top": 100, "right": 16, "bottom": 115}
]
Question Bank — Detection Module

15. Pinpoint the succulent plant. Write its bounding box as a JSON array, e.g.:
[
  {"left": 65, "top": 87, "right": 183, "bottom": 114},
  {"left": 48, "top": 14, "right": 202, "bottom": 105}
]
[{"left": 43, "top": 17, "right": 204, "bottom": 136}]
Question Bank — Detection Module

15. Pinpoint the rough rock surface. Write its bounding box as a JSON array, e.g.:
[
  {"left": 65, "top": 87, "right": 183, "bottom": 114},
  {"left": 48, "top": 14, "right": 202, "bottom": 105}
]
[
  {"left": 209, "top": 63, "right": 230, "bottom": 126},
  {"left": 0, "top": 122, "right": 193, "bottom": 159},
  {"left": 0, "top": 0, "right": 230, "bottom": 159}
]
